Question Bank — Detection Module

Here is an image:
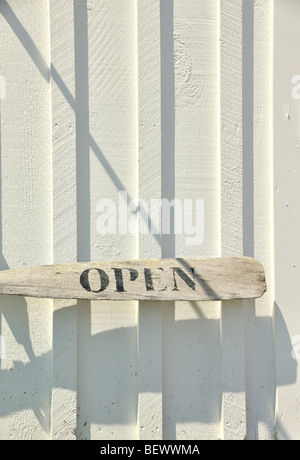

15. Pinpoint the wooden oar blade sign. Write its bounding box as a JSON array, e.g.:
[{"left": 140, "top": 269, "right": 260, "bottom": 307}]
[{"left": 0, "top": 257, "right": 266, "bottom": 301}]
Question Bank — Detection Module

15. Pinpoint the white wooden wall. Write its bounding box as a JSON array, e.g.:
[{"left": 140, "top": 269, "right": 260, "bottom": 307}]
[{"left": 0, "top": 0, "right": 297, "bottom": 440}]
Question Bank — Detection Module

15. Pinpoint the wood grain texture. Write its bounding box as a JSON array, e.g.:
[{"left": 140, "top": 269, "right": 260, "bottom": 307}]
[
  {"left": 162, "top": 0, "right": 221, "bottom": 440},
  {"left": 76, "top": 0, "right": 138, "bottom": 440},
  {"left": 0, "top": 257, "right": 266, "bottom": 301},
  {"left": 0, "top": 0, "right": 279, "bottom": 441},
  {"left": 50, "top": 0, "right": 77, "bottom": 440},
  {"left": 136, "top": 0, "right": 163, "bottom": 441},
  {"left": 243, "top": 0, "right": 275, "bottom": 440},
  {"left": 0, "top": 0, "right": 52, "bottom": 440},
  {"left": 220, "top": 0, "right": 247, "bottom": 440}
]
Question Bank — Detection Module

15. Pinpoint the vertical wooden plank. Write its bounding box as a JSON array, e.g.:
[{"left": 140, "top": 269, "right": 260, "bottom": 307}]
[
  {"left": 76, "top": 0, "right": 138, "bottom": 440},
  {"left": 273, "top": 0, "right": 300, "bottom": 440},
  {"left": 0, "top": 0, "right": 52, "bottom": 439},
  {"left": 220, "top": 0, "right": 246, "bottom": 440},
  {"left": 243, "top": 0, "right": 276, "bottom": 440},
  {"left": 50, "top": 0, "right": 77, "bottom": 440},
  {"left": 161, "top": 0, "right": 221, "bottom": 440},
  {"left": 136, "top": 0, "right": 163, "bottom": 440}
]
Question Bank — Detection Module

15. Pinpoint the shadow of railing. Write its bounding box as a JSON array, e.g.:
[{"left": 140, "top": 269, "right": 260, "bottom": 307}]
[{"left": 0, "top": 0, "right": 296, "bottom": 442}]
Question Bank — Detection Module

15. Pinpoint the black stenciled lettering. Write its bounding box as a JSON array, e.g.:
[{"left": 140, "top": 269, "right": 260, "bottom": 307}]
[
  {"left": 144, "top": 268, "right": 166, "bottom": 291},
  {"left": 144, "top": 268, "right": 154, "bottom": 291},
  {"left": 172, "top": 267, "right": 195, "bottom": 291},
  {"left": 112, "top": 268, "right": 139, "bottom": 292},
  {"left": 129, "top": 268, "right": 139, "bottom": 282},
  {"left": 112, "top": 268, "right": 125, "bottom": 292},
  {"left": 80, "top": 268, "right": 109, "bottom": 293}
]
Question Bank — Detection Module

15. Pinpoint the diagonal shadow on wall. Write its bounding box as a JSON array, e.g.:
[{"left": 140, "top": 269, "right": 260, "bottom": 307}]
[{"left": 0, "top": 0, "right": 297, "bottom": 442}]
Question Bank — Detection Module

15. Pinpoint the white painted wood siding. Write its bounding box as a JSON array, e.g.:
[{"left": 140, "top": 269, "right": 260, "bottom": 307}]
[
  {"left": 273, "top": 0, "right": 300, "bottom": 440},
  {"left": 0, "top": 0, "right": 296, "bottom": 440}
]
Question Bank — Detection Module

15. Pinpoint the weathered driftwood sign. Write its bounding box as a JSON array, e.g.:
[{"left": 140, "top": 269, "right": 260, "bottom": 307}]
[{"left": 0, "top": 257, "right": 266, "bottom": 301}]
